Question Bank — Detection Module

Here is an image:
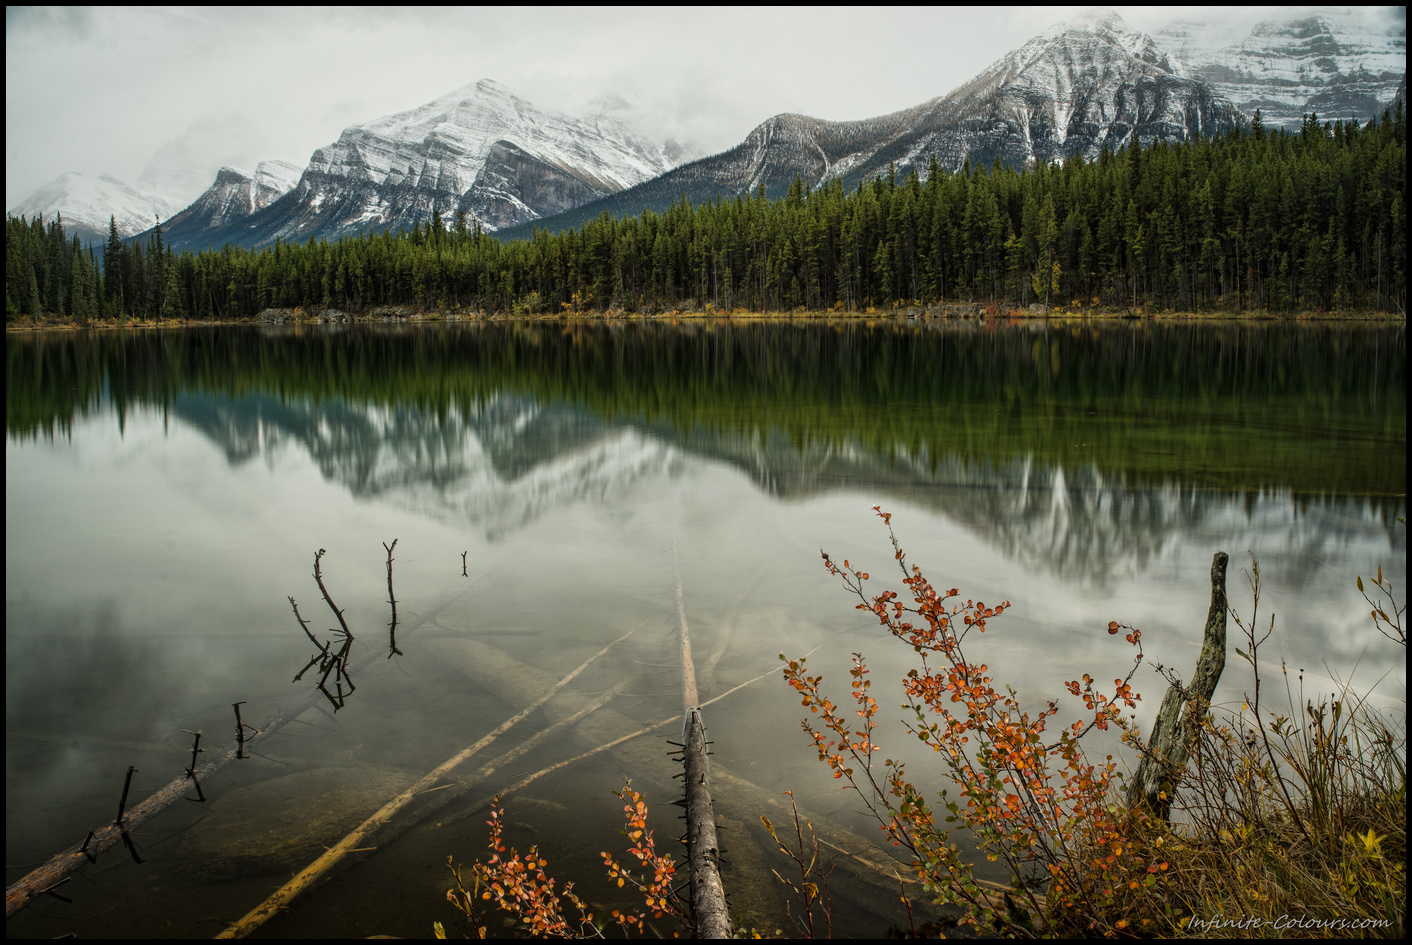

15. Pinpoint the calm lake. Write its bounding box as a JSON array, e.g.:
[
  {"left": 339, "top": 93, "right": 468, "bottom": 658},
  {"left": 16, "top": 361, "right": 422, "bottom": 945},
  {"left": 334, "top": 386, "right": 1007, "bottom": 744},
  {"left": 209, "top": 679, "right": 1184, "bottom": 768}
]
[{"left": 5, "top": 319, "right": 1406, "bottom": 938}]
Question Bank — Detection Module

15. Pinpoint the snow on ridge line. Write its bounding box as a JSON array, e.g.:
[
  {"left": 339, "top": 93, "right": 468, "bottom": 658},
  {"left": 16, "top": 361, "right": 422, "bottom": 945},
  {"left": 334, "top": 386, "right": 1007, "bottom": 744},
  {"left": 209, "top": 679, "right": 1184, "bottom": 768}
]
[
  {"left": 305, "top": 77, "right": 683, "bottom": 199},
  {"left": 7, "top": 171, "right": 180, "bottom": 239}
]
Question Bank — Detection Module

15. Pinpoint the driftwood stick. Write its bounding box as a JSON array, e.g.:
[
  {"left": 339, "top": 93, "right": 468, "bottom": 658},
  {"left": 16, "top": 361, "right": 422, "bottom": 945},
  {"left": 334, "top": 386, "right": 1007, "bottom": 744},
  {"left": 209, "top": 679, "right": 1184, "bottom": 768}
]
[
  {"left": 381, "top": 536, "right": 398, "bottom": 618},
  {"left": 1129, "top": 551, "right": 1229, "bottom": 821},
  {"left": 114, "top": 766, "right": 138, "bottom": 825},
  {"left": 383, "top": 539, "right": 401, "bottom": 657},
  {"left": 215, "top": 629, "right": 635, "bottom": 939},
  {"left": 183, "top": 730, "right": 206, "bottom": 802},
  {"left": 312, "top": 548, "right": 353, "bottom": 639},
  {"left": 383, "top": 539, "right": 398, "bottom": 623},
  {"left": 287, "top": 596, "right": 325, "bottom": 650},
  {"left": 5, "top": 583, "right": 473, "bottom": 919}
]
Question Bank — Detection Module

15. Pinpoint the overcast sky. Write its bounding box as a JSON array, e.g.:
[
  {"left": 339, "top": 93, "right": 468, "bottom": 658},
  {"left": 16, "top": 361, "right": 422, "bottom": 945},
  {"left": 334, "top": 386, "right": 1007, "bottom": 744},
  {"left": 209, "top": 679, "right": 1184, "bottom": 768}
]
[{"left": 4, "top": 6, "right": 1401, "bottom": 209}]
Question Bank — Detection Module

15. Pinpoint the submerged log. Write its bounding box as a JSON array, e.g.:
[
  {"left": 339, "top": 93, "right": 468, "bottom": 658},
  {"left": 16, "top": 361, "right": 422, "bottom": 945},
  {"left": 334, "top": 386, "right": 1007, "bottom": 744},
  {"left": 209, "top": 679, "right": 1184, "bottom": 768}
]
[
  {"left": 6, "top": 698, "right": 298, "bottom": 919},
  {"left": 215, "top": 630, "right": 633, "bottom": 939},
  {"left": 1128, "top": 551, "right": 1229, "bottom": 821},
  {"left": 675, "top": 543, "right": 731, "bottom": 938},
  {"left": 428, "top": 657, "right": 809, "bottom": 833},
  {"left": 683, "top": 707, "right": 730, "bottom": 938},
  {"left": 675, "top": 540, "right": 700, "bottom": 709},
  {"left": 5, "top": 584, "right": 470, "bottom": 920},
  {"left": 428, "top": 634, "right": 930, "bottom": 922}
]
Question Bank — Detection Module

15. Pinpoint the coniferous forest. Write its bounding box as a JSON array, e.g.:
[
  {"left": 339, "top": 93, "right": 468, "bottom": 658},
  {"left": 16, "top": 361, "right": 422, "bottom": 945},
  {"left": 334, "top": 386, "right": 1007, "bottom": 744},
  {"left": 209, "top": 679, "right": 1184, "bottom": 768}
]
[{"left": 6, "top": 109, "right": 1406, "bottom": 322}]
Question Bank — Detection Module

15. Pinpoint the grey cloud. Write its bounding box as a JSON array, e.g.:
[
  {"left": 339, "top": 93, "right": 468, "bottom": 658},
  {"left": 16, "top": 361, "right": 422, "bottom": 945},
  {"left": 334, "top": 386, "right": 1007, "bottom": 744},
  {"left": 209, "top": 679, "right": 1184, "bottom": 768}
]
[{"left": 5, "top": 5, "right": 96, "bottom": 39}]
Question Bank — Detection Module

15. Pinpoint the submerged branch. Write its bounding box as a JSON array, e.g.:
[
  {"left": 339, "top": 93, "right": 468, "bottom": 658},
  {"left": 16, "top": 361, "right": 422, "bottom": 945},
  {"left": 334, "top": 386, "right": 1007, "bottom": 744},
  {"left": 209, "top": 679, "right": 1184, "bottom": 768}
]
[{"left": 216, "top": 628, "right": 636, "bottom": 939}]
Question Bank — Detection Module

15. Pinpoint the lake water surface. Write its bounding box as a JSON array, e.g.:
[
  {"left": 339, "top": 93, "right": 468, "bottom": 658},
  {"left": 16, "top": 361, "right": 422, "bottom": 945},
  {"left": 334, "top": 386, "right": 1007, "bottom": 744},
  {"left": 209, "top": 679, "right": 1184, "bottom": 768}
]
[{"left": 5, "top": 320, "right": 1405, "bottom": 937}]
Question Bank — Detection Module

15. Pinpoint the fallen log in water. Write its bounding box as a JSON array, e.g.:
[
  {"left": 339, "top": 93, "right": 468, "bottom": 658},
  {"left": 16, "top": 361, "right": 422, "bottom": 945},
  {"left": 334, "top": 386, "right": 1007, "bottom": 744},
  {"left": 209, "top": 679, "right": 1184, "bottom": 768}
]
[
  {"left": 674, "top": 542, "right": 731, "bottom": 938},
  {"left": 425, "top": 636, "right": 935, "bottom": 926},
  {"left": 699, "top": 575, "right": 760, "bottom": 696},
  {"left": 422, "top": 634, "right": 672, "bottom": 782},
  {"left": 5, "top": 572, "right": 470, "bottom": 920},
  {"left": 7, "top": 697, "right": 301, "bottom": 919},
  {"left": 683, "top": 706, "right": 730, "bottom": 937},
  {"left": 216, "top": 630, "right": 635, "bottom": 939}
]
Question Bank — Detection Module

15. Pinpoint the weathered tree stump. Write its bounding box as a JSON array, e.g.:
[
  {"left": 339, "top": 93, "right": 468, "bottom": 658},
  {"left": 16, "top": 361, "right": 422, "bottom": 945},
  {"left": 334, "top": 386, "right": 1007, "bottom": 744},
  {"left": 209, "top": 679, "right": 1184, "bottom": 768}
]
[{"left": 1128, "top": 551, "right": 1229, "bottom": 821}]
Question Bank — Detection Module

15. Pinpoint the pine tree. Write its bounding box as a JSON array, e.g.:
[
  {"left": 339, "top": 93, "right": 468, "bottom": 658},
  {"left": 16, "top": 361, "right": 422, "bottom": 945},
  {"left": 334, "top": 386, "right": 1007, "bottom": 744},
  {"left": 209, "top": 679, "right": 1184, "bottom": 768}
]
[{"left": 104, "top": 216, "right": 124, "bottom": 317}]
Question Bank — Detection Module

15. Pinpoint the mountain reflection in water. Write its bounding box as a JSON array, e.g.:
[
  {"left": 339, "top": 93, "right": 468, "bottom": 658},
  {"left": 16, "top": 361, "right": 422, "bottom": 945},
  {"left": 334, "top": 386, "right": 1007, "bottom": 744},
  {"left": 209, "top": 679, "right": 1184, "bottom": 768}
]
[{"left": 161, "top": 385, "right": 1402, "bottom": 587}]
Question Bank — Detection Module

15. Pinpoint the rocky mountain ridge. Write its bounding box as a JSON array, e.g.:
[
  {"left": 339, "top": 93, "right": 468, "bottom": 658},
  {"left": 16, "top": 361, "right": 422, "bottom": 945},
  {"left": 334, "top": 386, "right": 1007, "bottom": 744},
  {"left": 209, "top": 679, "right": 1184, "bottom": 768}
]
[
  {"left": 501, "top": 10, "right": 1248, "bottom": 237},
  {"left": 15, "top": 8, "right": 1403, "bottom": 252},
  {"left": 153, "top": 161, "right": 303, "bottom": 239},
  {"left": 1154, "top": 7, "right": 1406, "bottom": 129},
  {"left": 148, "top": 79, "right": 693, "bottom": 251}
]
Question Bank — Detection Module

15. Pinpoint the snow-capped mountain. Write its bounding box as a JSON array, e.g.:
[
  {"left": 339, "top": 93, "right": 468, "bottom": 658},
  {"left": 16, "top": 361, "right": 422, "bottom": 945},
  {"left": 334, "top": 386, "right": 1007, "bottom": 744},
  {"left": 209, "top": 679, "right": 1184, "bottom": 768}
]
[
  {"left": 153, "top": 79, "right": 693, "bottom": 251},
  {"left": 152, "top": 160, "right": 302, "bottom": 249},
  {"left": 1154, "top": 8, "right": 1406, "bottom": 130},
  {"left": 492, "top": 101, "right": 944, "bottom": 239},
  {"left": 110, "top": 8, "right": 1400, "bottom": 252},
  {"left": 6, "top": 172, "right": 181, "bottom": 247},
  {"left": 869, "top": 10, "right": 1243, "bottom": 174},
  {"left": 503, "top": 10, "right": 1244, "bottom": 237}
]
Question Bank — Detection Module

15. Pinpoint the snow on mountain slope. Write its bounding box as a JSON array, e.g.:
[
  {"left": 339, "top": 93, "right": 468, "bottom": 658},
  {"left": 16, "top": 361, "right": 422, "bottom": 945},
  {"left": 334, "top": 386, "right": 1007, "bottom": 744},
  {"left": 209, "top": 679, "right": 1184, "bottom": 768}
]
[
  {"left": 152, "top": 160, "right": 304, "bottom": 246},
  {"left": 506, "top": 10, "right": 1245, "bottom": 237},
  {"left": 172, "top": 78, "right": 693, "bottom": 250},
  {"left": 1154, "top": 8, "right": 1406, "bottom": 129},
  {"left": 7, "top": 172, "right": 181, "bottom": 246},
  {"left": 251, "top": 160, "right": 303, "bottom": 207},
  {"left": 900, "top": 9, "right": 1242, "bottom": 171},
  {"left": 309, "top": 78, "right": 676, "bottom": 195}
]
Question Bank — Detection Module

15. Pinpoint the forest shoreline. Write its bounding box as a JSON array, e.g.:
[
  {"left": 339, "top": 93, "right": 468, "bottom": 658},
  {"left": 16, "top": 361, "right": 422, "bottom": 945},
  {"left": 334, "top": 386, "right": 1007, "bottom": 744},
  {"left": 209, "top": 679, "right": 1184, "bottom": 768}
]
[{"left": 6, "top": 305, "right": 1406, "bottom": 332}]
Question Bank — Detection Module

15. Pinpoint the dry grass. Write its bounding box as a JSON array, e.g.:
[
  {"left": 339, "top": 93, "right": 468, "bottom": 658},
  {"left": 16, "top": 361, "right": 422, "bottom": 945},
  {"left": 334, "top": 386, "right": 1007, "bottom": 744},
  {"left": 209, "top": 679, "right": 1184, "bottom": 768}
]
[{"left": 1055, "top": 556, "right": 1406, "bottom": 938}]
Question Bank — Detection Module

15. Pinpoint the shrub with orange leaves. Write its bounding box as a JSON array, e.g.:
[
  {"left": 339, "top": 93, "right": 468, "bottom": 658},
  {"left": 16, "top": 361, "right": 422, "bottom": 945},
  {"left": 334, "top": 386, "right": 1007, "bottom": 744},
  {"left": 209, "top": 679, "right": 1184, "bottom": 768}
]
[
  {"left": 782, "top": 506, "right": 1168, "bottom": 936},
  {"left": 439, "top": 783, "right": 686, "bottom": 939},
  {"left": 601, "top": 783, "right": 689, "bottom": 933}
]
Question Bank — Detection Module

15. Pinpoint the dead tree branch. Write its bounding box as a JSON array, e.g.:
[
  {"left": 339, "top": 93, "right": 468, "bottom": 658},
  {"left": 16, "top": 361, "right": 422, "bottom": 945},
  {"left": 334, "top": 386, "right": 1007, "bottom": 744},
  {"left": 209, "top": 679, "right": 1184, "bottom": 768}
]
[{"left": 1128, "top": 551, "right": 1229, "bottom": 820}]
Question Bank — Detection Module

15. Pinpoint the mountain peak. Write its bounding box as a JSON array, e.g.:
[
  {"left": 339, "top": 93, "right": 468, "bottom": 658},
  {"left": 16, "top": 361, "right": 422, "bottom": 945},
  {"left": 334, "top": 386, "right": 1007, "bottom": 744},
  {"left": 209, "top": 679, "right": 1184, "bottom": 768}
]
[
  {"left": 1156, "top": 8, "right": 1406, "bottom": 130},
  {"left": 1069, "top": 8, "right": 1129, "bottom": 32},
  {"left": 7, "top": 171, "right": 179, "bottom": 244},
  {"left": 153, "top": 79, "right": 691, "bottom": 250},
  {"left": 1027, "top": 8, "right": 1183, "bottom": 77}
]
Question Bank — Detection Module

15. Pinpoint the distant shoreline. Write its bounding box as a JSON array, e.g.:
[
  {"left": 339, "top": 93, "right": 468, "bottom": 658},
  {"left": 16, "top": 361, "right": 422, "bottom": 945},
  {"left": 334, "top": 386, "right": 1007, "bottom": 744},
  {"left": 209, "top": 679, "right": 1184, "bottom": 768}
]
[{"left": 6, "top": 307, "right": 1406, "bottom": 332}]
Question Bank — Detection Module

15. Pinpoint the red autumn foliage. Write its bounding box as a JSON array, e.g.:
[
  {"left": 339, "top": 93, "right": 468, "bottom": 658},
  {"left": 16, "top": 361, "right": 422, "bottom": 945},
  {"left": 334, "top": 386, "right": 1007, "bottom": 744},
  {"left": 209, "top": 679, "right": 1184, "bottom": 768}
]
[
  {"left": 782, "top": 506, "right": 1168, "bottom": 936},
  {"left": 442, "top": 783, "right": 686, "bottom": 939}
]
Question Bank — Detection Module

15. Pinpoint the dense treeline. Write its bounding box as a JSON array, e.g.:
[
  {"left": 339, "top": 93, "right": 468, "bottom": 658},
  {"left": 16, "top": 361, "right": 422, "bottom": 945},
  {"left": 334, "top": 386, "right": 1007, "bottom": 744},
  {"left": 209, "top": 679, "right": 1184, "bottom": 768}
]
[{"left": 6, "top": 108, "right": 1406, "bottom": 322}]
